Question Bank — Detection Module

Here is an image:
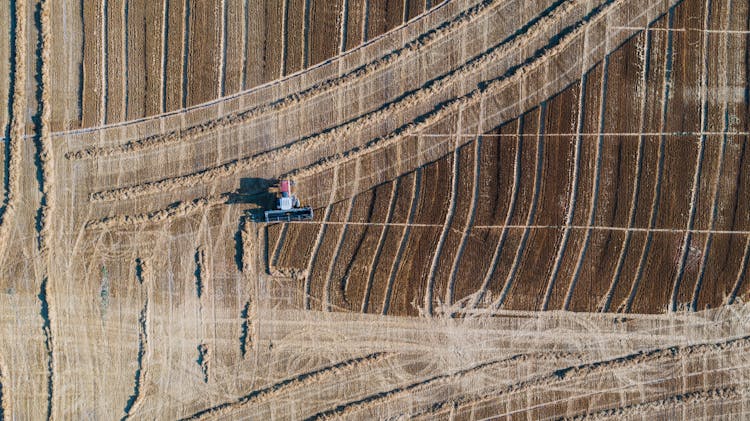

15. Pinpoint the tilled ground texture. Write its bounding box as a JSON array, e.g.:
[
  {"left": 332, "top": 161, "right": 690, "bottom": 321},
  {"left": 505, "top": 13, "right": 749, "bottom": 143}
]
[{"left": 0, "top": 0, "right": 749, "bottom": 418}]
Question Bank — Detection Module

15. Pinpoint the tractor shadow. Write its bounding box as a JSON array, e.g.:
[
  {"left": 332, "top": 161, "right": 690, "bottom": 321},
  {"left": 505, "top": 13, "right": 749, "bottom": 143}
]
[{"left": 228, "top": 177, "right": 278, "bottom": 222}]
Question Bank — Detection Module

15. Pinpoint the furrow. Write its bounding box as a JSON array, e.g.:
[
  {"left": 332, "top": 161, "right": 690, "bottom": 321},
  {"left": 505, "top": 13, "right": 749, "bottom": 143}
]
[
  {"left": 67, "top": 0, "right": 501, "bottom": 160},
  {"left": 727, "top": 235, "right": 750, "bottom": 305},
  {"left": 469, "top": 123, "right": 522, "bottom": 309},
  {"left": 181, "top": 0, "right": 190, "bottom": 109},
  {"left": 671, "top": 0, "right": 712, "bottom": 312},
  {"left": 304, "top": 166, "right": 339, "bottom": 310},
  {"left": 0, "top": 0, "right": 26, "bottom": 260},
  {"left": 425, "top": 128, "right": 461, "bottom": 316},
  {"left": 280, "top": 0, "right": 288, "bottom": 77},
  {"left": 270, "top": 223, "right": 289, "bottom": 269},
  {"left": 219, "top": 0, "right": 227, "bottom": 97},
  {"left": 563, "top": 54, "right": 609, "bottom": 310},
  {"left": 85, "top": 194, "right": 229, "bottom": 230},
  {"left": 623, "top": 8, "right": 675, "bottom": 312},
  {"left": 306, "top": 352, "right": 577, "bottom": 421},
  {"left": 491, "top": 106, "right": 546, "bottom": 310},
  {"left": 692, "top": 2, "right": 731, "bottom": 311},
  {"left": 182, "top": 352, "right": 390, "bottom": 420},
  {"left": 542, "top": 37, "right": 589, "bottom": 311},
  {"left": 382, "top": 168, "right": 421, "bottom": 315},
  {"left": 160, "top": 0, "right": 168, "bottom": 112},
  {"left": 122, "top": 298, "right": 149, "bottom": 420},
  {"left": 323, "top": 161, "right": 359, "bottom": 311},
  {"left": 446, "top": 137, "right": 481, "bottom": 309},
  {"left": 361, "top": 180, "right": 397, "bottom": 313},
  {"left": 603, "top": 24, "right": 652, "bottom": 312},
  {"left": 90, "top": 0, "right": 586, "bottom": 203},
  {"left": 562, "top": 386, "right": 743, "bottom": 421},
  {"left": 100, "top": 0, "right": 108, "bottom": 124},
  {"left": 0, "top": 360, "right": 7, "bottom": 419}
]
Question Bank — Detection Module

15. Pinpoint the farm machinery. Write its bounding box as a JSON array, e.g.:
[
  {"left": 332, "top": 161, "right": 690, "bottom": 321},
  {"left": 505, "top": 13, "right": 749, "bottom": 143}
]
[{"left": 263, "top": 180, "right": 313, "bottom": 223}]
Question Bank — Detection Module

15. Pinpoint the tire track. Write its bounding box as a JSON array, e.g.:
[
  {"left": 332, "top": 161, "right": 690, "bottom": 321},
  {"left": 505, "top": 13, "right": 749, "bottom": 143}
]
[
  {"left": 323, "top": 161, "right": 360, "bottom": 311},
  {"left": 67, "top": 0, "right": 502, "bottom": 160},
  {"left": 89, "top": 0, "right": 589, "bottom": 203},
  {"left": 602, "top": 26, "right": 651, "bottom": 312},
  {"left": 446, "top": 137, "right": 480, "bottom": 309},
  {"left": 562, "top": 385, "right": 743, "bottom": 420},
  {"left": 623, "top": 8, "right": 675, "bottom": 312},
  {"left": 361, "top": 180, "right": 397, "bottom": 313},
  {"left": 425, "top": 119, "right": 461, "bottom": 316},
  {"left": 671, "top": 0, "right": 712, "bottom": 312},
  {"left": 218, "top": 0, "right": 227, "bottom": 97},
  {"left": 305, "top": 351, "right": 579, "bottom": 421},
  {"left": 180, "top": 0, "right": 190, "bottom": 109},
  {"left": 181, "top": 352, "right": 390, "bottom": 420},
  {"left": 541, "top": 41, "right": 589, "bottom": 311},
  {"left": 469, "top": 123, "right": 522, "bottom": 309},
  {"left": 338, "top": 0, "right": 348, "bottom": 54},
  {"left": 304, "top": 166, "right": 339, "bottom": 310},
  {"left": 692, "top": 1, "right": 731, "bottom": 311},
  {"left": 491, "top": 106, "right": 545, "bottom": 310},
  {"left": 382, "top": 168, "right": 421, "bottom": 315},
  {"left": 270, "top": 223, "right": 289, "bottom": 269},
  {"left": 100, "top": 0, "right": 109, "bottom": 125},
  {"left": 160, "top": 0, "right": 168, "bottom": 112},
  {"left": 0, "top": 0, "right": 26, "bottom": 260},
  {"left": 563, "top": 54, "right": 609, "bottom": 310}
]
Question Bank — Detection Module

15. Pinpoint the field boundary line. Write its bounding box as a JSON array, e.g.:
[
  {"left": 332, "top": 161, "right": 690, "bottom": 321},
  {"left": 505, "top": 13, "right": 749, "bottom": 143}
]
[
  {"left": 623, "top": 7, "right": 675, "bottom": 313},
  {"left": 541, "top": 27, "right": 589, "bottom": 311},
  {"left": 603, "top": 26, "right": 651, "bottom": 312},
  {"left": 671, "top": 0, "right": 712, "bottom": 312},
  {"left": 361, "top": 180, "right": 397, "bottom": 313},
  {"left": 382, "top": 168, "right": 421, "bottom": 315},
  {"left": 425, "top": 112, "right": 462, "bottom": 315},
  {"left": 563, "top": 51, "right": 608, "bottom": 310},
  {"left": 303, "top": 166, "right": 339, "bottom": 310},
  {"left": 692, "top": 1, "right": 731, "bottom": 311},
  {"left": 491, "top": 106, "right": 546, "bottom": 310},
  {"left": 64, "top": 0, "right": 498, "bottom": 157},
  {"left": 469, "top": 121, "right": 522, "bottom": 309}
]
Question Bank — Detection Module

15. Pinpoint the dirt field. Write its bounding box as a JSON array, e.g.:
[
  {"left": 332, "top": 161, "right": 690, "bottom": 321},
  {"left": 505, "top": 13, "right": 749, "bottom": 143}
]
[{"left": 1, "top": 0, "right": 749, "bottom": 418}]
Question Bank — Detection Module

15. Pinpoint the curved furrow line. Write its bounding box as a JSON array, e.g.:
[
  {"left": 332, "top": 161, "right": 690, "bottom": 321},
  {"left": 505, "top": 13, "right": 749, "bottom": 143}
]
[
  {"left": 562, "top": 54, "right": 609, "bottom": 311},
  {"left": 360, "top": 180, "right": 397, "bottom": 313},
  {"left": 727, "top": 236, "right": 750, "bottom": 305},
  {"left": 562, "top": 386, "right": 744, "bottom": 421},
  {"left": 446, "top": 137, "right": 481, "bottom": 309},
  {"left": 89, "top": 0, "right": 588, "bottom": 203},
  {"left": 303, "top": 166, "right": 339, "bottom": 310},
  {"left": 0, "top": 0, "right": 26, "bottom": 261},
  {"left": 623, "top": 8, "right": 675, "bottom": 313},
  {"left": 323, "top": 161, "right": 360, "bottom": 311},
  {"left": 670, "top": 0, "right": 712, "bottom": 312},
  {"left": 691, "top": 2, "right": 731, "bottom": 311},
  {"left": 414, "top": 335, "right": 750, "bottom": 420},
  {"left": 181, "top": 352, "right": 390, "bottom": 420},
  {"left": 382, "top": 168, "right": 421, "bottom": 315},
  {"left": 304, "top": 351, "right": 578, "bottom": 421},
  {"left": 541, "top": 43, "right": 589, "bottom": 311},
  {"left": 66, "top": 0, "right": 502, "bottom": 160},
  {"left": 491, "top": 106, "right": 545, "bottom": 310},
  {"left": 469, "top": 123, "right": 522, "bottom": 309},
  {"left": 602, "top": 28, "right": 651, "bottom": 312},
  {"left": 425, "top": 128, "right": 461, "bottom": 316}
]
